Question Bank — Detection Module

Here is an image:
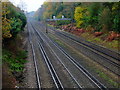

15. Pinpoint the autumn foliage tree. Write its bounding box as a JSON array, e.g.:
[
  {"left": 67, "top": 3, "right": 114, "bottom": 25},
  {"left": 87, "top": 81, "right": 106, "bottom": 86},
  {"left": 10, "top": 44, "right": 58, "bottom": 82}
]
[
  {"left": 35, "top": 2, "right": 119, "bottom": 33},
  {"left": 2, "top": 3, "right": 12, "bottom": 38},
  {"left": 2, "top": 18, "right": 12, "bottom": 38},
  {"left": 2, "top": 2, "right": 26, "bottom": 39},
  {"left": 74, "top": 7, "right": 86, "bottom": 28},
  {"left": 74, "top": 2, "right": 120, "bottom": 33}
]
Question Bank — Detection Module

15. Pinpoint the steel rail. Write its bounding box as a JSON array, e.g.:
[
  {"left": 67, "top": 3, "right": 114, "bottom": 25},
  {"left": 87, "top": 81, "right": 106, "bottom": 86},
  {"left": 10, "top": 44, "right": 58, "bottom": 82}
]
[
  {"left": 27, "top": 23, "right": 41, "bottom": 89},
  {"left": 50, "top": 40, "right": 107, "bottom": 89},
  {"left": 46, "top": 25, "right": 120, "bottom": 76},
  {"left": 38, "top": 42, "right": 64, "bottom": 89},
  {"left": 53, "top": 30, "right": 120, "bottom": 76},
  {"left": 32, "top": 22, "right": 83, "bottom": 89},
  {"left": 31, "top": 22, "right": 107, "bottom": 89},
  {"left": 56, "top": 32, "right": 120, "bottom": 65},
  {"left": 30, "top": 22, "right": 64, "bottom": 89},
  {"left": 48, "top": 25, "right": 120, "bottom": 61}
]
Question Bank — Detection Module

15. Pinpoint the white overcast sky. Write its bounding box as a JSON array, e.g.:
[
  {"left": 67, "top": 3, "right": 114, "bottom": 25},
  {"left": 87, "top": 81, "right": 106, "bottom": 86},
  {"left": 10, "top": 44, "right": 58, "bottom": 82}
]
[
  {"left": 9, "top": 0, "right": 45, "bottom": 12},
  {"left": 7, "top": 0, "right": 119, "bottom": 12}
]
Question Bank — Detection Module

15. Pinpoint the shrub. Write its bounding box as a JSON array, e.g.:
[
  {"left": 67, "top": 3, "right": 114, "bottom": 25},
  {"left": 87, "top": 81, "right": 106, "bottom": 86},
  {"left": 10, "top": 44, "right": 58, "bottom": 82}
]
[
  {"left": 10, "top": 18, "right": 22, "bottom": 37},
  {"left": 3, "top": 49, "right": 27, "bottom": 72},
  {"left": 56, "top": 20, "right": 71, "bottom": 26},
  {"left": 17, "top": 12, "right": 27, "bottom": 30},
  {"left": 2, "top": 2, "right": 27, "bottom": 39}
]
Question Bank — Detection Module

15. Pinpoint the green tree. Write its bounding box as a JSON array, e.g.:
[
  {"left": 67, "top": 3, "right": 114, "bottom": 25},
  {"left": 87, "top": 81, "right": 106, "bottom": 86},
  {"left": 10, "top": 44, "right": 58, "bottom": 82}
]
[
  {"left": 87, "top": 3, "right": 101, "bottom": 30},
  {"left": 99, "top": 7, "right": 112, "bottom": 32},
  {"left": 2, "top": 3, "right": 12, "bottom": 39},
  {"left": 17, "top": 12, "right": 27, "bottom": 30},
  {"left": 2, "top": 2, "right": 27, "bottom": 39},
  {"left": 74, "top": 7, "right": 86, "bottom": 28},
  {"left": 10, "top": 18, "right": 22, "bottom": 37},
  {"left": 112, "top": 2, "right": 120, "bottom": 33}
]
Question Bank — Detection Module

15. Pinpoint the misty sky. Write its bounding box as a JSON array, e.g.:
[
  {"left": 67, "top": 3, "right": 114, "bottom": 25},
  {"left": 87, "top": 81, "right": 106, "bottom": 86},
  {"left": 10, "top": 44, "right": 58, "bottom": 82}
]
[
  {"left": 8, "top": 0, "right": 119, "bottom": 12},
  {"left": 9, "top": 0, "right": 45, "bottom": 12}
]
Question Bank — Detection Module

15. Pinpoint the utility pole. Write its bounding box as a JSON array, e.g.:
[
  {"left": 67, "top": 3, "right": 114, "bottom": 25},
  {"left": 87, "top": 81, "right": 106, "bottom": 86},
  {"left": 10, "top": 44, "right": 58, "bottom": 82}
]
[
  {"left": 45, "top": 20, "right": 48, "bottom": 33},
  {"left": 71, "top": 3, "right": 75, "bottom": 32}
]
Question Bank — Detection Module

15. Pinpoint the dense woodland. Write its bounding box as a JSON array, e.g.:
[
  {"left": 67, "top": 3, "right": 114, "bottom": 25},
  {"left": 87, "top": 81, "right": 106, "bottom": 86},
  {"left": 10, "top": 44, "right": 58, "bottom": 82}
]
[{"left": 34, "top": 2, "right": 120, "bottom": 33}]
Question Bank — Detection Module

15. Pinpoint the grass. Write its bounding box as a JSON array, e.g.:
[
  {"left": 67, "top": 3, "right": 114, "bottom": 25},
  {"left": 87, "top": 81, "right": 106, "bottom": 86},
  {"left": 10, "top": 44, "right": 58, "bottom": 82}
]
[
  {"left": 47, "top": 24, "right": 54, "bottom": 27},
  {"left": 3, "top": 49, "right": 27, "bottom": 72},
  {"left": 48, "top": 29, "right": 119, "bottom": 87},
  {"left": 48, "top": 34, "right": 65, "bottom": 48},
  {"left": 49, "top": 32, "right": 120, "bottom": 88},
  {"left": 54, "top": 39, "right": 65, "bottom": 47},
  {"left": 49, "top": 23, "right": 119, "bottom": 51},
  {"left": 81, "top": 32, "right": 119, "bottom": 51},
  {"left": 107, "top": 40, "right": 118, "bottom": 49},
  {"left": 0, "top": 55, "right": 2, "bottom": 65},
  {"left": 95, "top": 69, "right": 119, "bottom": 88}
]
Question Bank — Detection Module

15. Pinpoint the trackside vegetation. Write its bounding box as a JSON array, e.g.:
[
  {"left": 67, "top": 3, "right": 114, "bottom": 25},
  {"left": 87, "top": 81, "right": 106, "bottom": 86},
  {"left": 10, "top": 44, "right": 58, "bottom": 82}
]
[
  {"left": 34, "top": 2, "right": 119, "bottom": 50},
  {"left": 2, "top": 2, "right": 27, "bottom": 69},
  {"left": 2, "top": 2, "right": 27, "bottom": 87},
  {"left": 35, "top": 2, "right": 120, "bottom": 33},
  {"left": 2, "top": 2, "right": 27, "bottom": 39},
  {"left": 74, "top": 3, "right": 120, "bottom": 33}
]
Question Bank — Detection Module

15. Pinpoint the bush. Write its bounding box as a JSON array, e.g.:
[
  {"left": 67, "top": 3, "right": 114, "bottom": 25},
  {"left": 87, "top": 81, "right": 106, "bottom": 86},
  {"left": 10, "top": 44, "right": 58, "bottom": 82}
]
[
  {"left": 2, "top": 2, "right": 27, "bottom": 39},
  {"left": 3, "top": 49, "right": 27, "bottom": 72},
  {"left": 10, "top": 18, "right": 22, "bottom": 37},
  {"left": 56, "top": 20, "right": 71, "bottom": 26},
  {"left": 17, "top": 12, "right": 27, "bottom": 30}
]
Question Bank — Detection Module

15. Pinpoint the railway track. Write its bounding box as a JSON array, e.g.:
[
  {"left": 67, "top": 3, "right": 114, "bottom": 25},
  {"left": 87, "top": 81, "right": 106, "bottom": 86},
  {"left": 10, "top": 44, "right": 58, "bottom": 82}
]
[
  {"left": 31, "top": 23, "right": 83, "bottom": 89},
  {"left": 38, "top": 41, "right": 64, "bottom": 89},
  {"left": 28, "top": 22, "right": 66, "bottom": 89},
  {"left": 51, "top": 31, "right": 120, "bottom": 76},
  {"left": 48, "top": 24, "right": 120, "bottom": 61},
  {"left": 27, "top": 23, "right": 41, "bottom": 89},
  {"left": 31, "top": 22, "right": 107, "bottom": 89},
  {"left": 55, "top": 31, "right": 120, "bottom": 64},
  {"left": 42, "top": 24, "right": 120, "bottom": 76}
]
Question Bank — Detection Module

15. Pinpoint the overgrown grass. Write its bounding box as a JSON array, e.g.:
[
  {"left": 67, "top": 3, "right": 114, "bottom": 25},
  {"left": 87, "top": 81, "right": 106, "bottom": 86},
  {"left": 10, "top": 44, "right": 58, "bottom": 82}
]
[
  {"left": 3, "top": 49, "right": 27, "bottom": 72},
  {"left": 107, "top": 40, "right": 118, "bottom": 49},
  {"left": 48, "top": 34, "right": 65, "bottom": 47},
  {"left": 49, "top": 33, "right": 119, "bottom": 88},
  {"left": 47, "top": 24, "right": 54, "bottom": 27},
  {"left": 54, "top": 39, "right": 65, "bottom": 47},
  {"left": 95, "top": 69, "right": 119, "bottom": 88},
  {"left": 81, "top": 32, "right": 119, "bottom": 51}
]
